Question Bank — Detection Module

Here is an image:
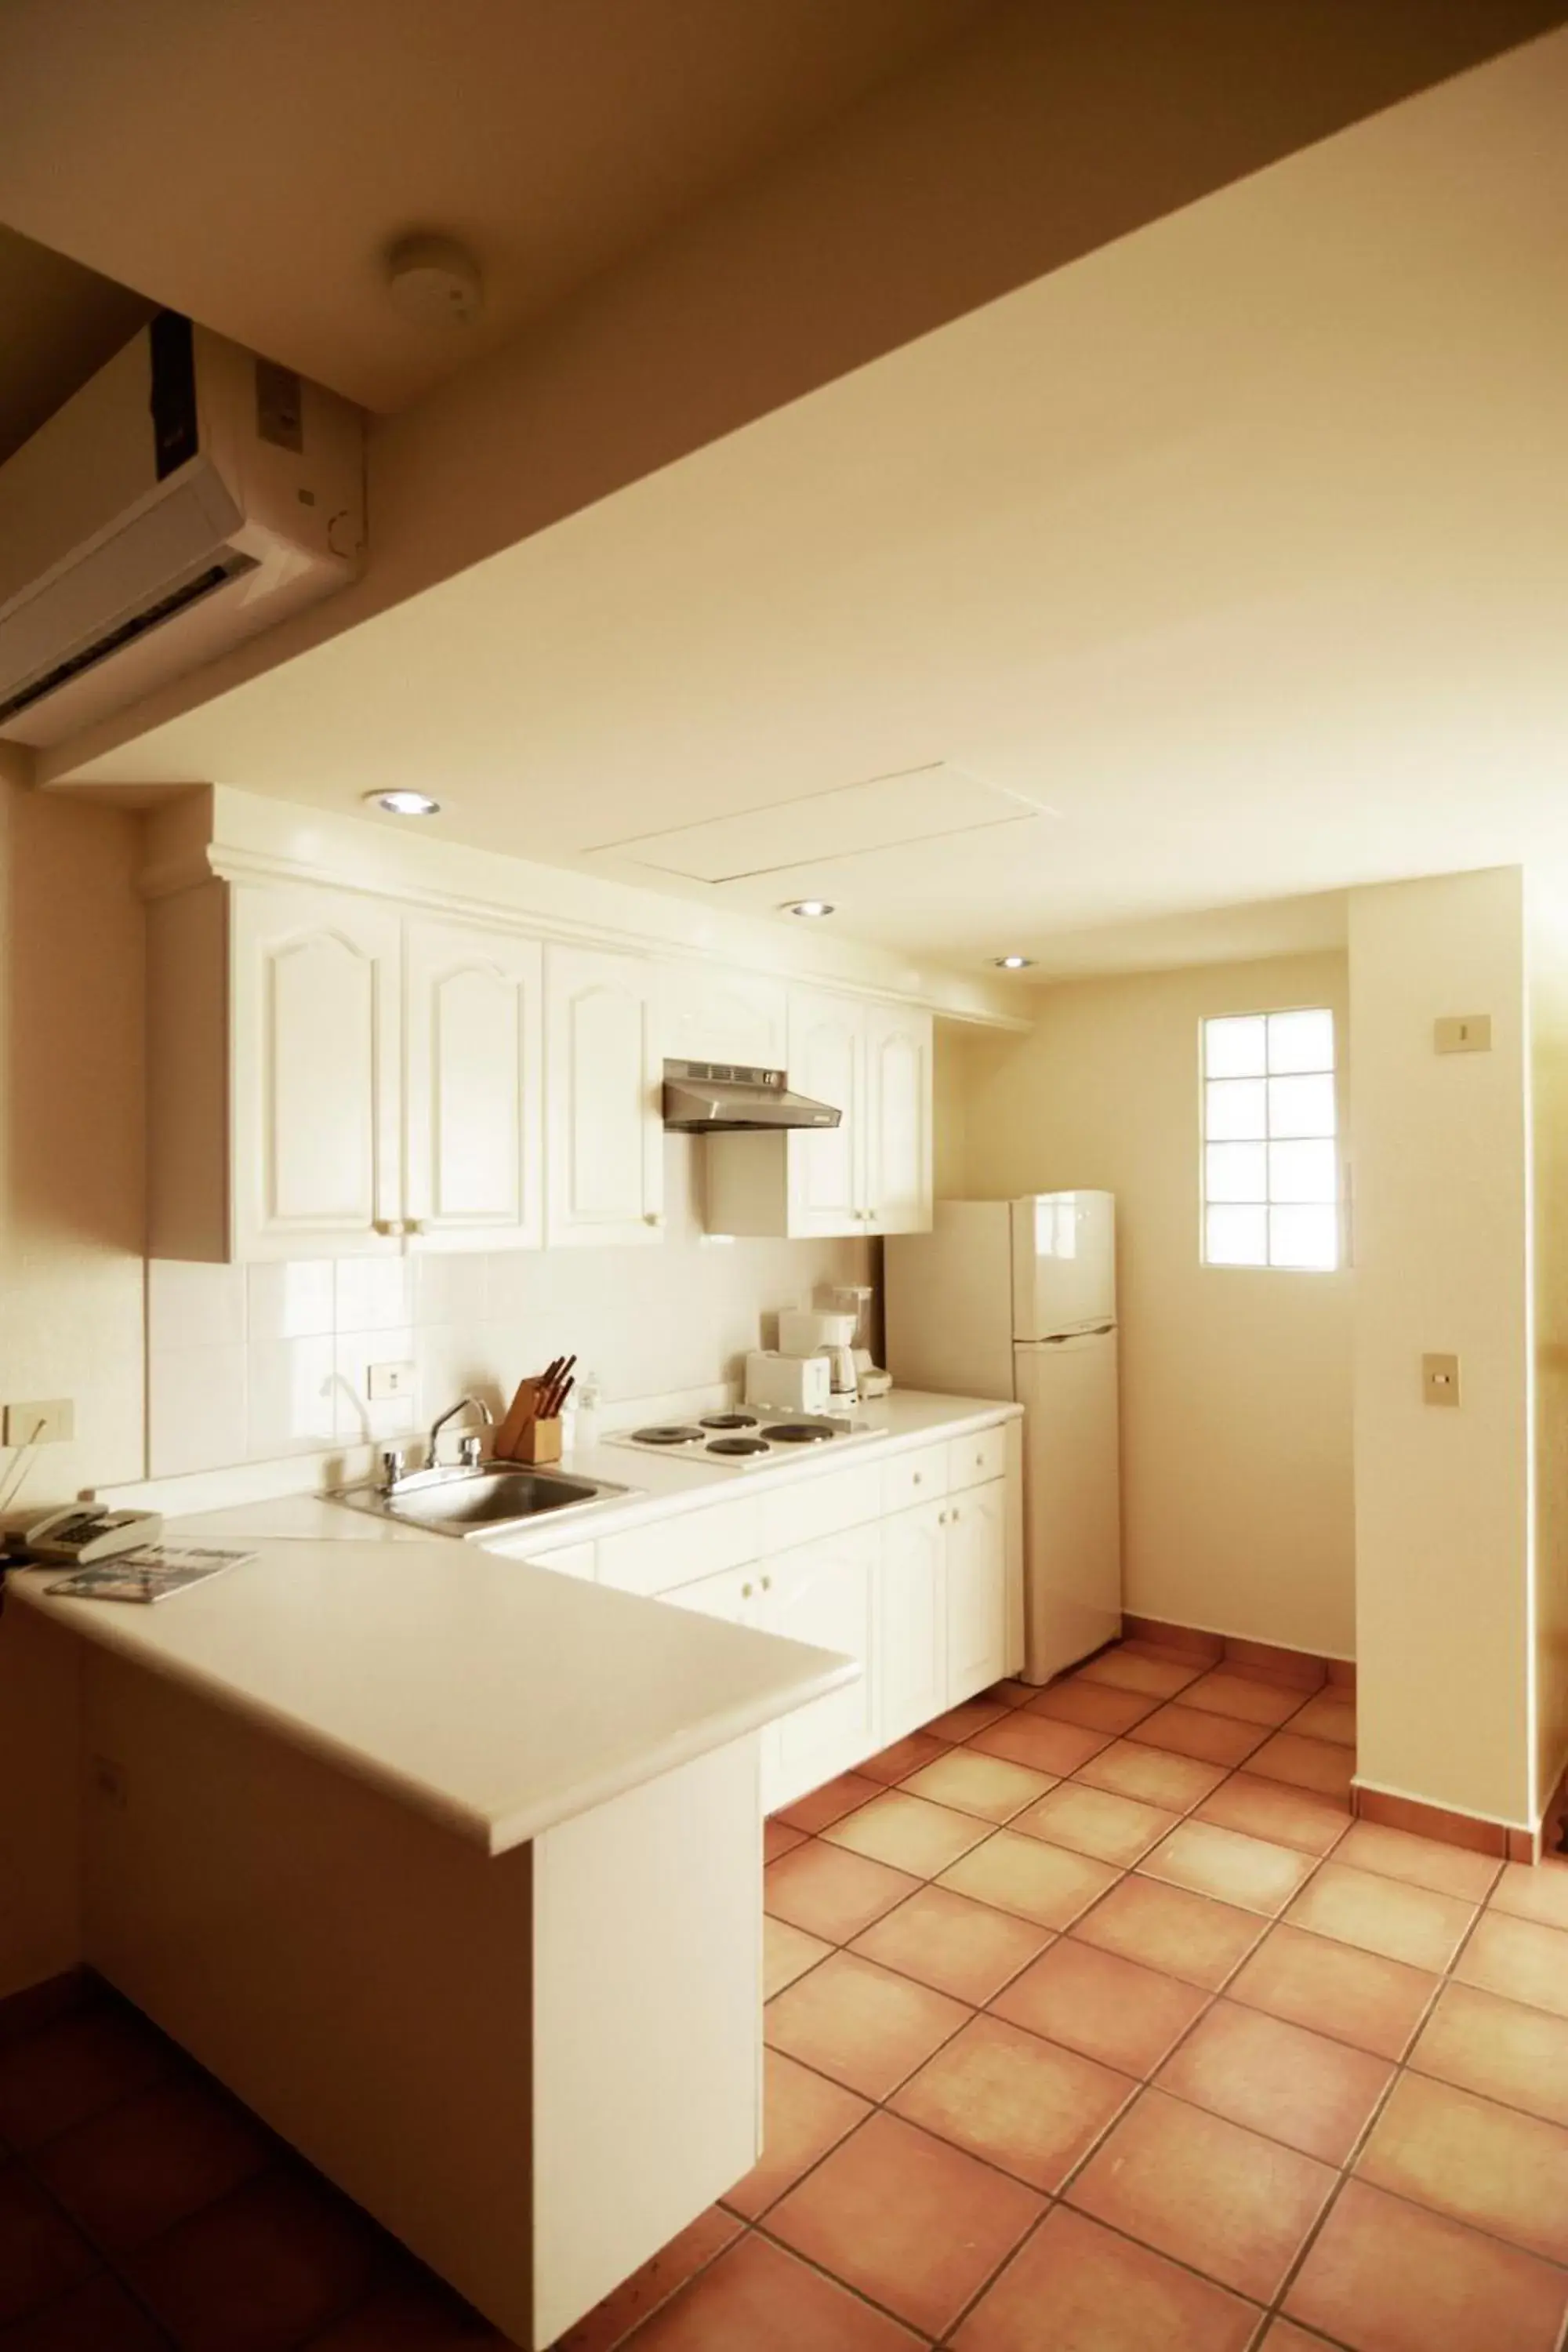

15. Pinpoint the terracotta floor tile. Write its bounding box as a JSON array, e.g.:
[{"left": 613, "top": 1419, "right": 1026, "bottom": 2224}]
[
  {"left": 951, "top": 2204, "right": 1261, "bottom": 2352},
  {"left": 765, "top": 2109, "right": 1041, "bottom": 2339},
  {"left": 1247, "top": 1733, "right": 1356, "bottom": 1800},
  {"left": 0, "top": 2165, "right": 99, "bottom": 2326},
  {"left": 1285, "top": 1864, "right": 1475, "bottom": 1972},
  {"left": 858, "top": 1731, "right": 953, "bottom": 1784},
  {"left": 1179, "top": 1671, "right": 1307, "bottom": 1729},
  {"left": 1356, "top": 2072, "right": 1568, "bottom": 2263},
  {"left": 987, "top": 1679, "right": 1039, "bottom": 1708},
  {"left": 1490, "top": 1856, "right": 1568, "bottom": 1932},
  {"left": 1156, "top": 1998, "right": 1393, "bottom": 2165},
  {"left": 1454, "top": 1910, "right": 1568, "bottom": 2018},
  {"left": 928, "top": 1696, "right": 1011, "bottom": 1740},
  {"left": 938, "top": 1829, "right": 1118, "bottom": 1929},
  {"left": 763, "top": 1818, "right": 807, "bottom": 1864},
  {"left": 764, "top": 1840, "right": 920, "bottom": 1944},
  {"left": 1073, "top": 1740, "right": 1229, "bottom": 1811},
  {"left": 774, "top": 1772, "right": 883, "bottom": 1835},
  {"left": 1067, "top": 2087, "right": 1334, "bottom": 2302},
  {"left": 1194, "top": 1774, "right": 1350, "bottom": 1856},
  {"left": 1257, "top": 2325, "right": 1334, "bottom": 2352},
  {"left": 1073, "top": 1876, "right": 1265, "bottom": 1989},
  {"left": 33, "top": 2073, "right": 275, "bottom": 2253},
  {"left": 990, "top": 1939, "right": 1210, "bottom": 2078},
  {"left": 1228, "top": 1923, "right": 1439, "bottom": 2060},
  {"left": 891, "top": 2012, "right": 1133, "bottom": 2190},
  {"left": 849, "top": 1886, "right": 1052, "bottom": 2005},
  {"left": 967, "top": 1713, "right": 1109, "bottom": 1777},
  {"left": 0, "top": 2273, "right": 171, "bottom": 2352},
  {"left": 554, "top": 2207, "right": 741, "bottom": 2352},
  {"left": 1287, "top": 1693, "right": 1356, "bottom": 1747},
  {"left": 764, "top": 1915, "right": 831, "bottom": 1998},
  {"left": 306, "top": 2273, "right": 514, "bottom": 2348},
  {"left": 764, "top": 1952, "right": 970, "bottom": 2100},
  {"left": 720, "top": 2052, "right": 869, "bottom": 2221},
  {"left": 1026, "top": 1679, "right": 1160, "bottom": 1735},
  {"left": 898, "top": 1749, "right": 1054, "bottom": 1823},
  {"left": 1410, "top": 1980, "right": 1568, "bottom": 2127},
  {"left": 1139, "top": 1820, "right": 1317, "bottom": 1918},
  {"left": 123, "top": 2165, "right": 388, "bottom": 2352},
  {"left": 1286, "top": 2177, "right": 1568, "bottom": 2352},
  {"left": 0, "top": 2008, "right": 172, "bottom": 2151},
  {"left": 624, "top": 2230, "right": 922, "bottom": 2350},
  {"left": 1334, "top": 1820, "right": 1501, "bottom": 1904},
  {"left": 1127, "top": 1704, "right": 1269, "bottom": 1769},
  {"left": 1011, "top": 1781, "right": 1178, "bottom": 1867},
  {"left": 0, "top": 1976, "right": 100, "bottom": 2055},
  {"left": 823, "top": 1790, "right": 992, "bottom": 1878},
  {"left": 1075, "top": 1649, "right": 1202, "bottom": 1699}
]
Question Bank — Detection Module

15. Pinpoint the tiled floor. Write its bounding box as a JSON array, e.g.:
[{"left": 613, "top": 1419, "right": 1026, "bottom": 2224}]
[{"left": 3, "top": 1641, "right": 1568, "bottom": 2350}]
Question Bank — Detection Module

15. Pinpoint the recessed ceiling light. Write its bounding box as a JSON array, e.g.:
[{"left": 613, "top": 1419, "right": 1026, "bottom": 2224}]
[
  {"left": 364, "top": 789, "right": 441, "bottom": 818},
  {"left": 782, "top": 899, "right": 835, "bottom": 919},
  {"left": 992, "top": 953, "right": 1036, "bottom": 970}
]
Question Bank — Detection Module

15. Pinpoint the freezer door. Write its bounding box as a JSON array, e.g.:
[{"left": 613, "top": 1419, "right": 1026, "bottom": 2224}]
[
  {"left": 1014, "top": 1330, "right": 1122, "bottom": 1679},
  {"left": 1011, "top": 1192, "right": 1116, "bottom": 1340}
]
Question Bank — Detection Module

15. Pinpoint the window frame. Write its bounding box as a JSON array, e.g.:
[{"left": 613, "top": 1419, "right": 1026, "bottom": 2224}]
[{"left": 1198, "top": 1004, "right": 1345, "bottom": 1275}]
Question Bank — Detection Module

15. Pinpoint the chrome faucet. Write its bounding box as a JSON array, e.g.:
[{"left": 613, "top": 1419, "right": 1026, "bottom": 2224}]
[{"left": 427, "top": 1393, "right": 493, "bottom": 1470}]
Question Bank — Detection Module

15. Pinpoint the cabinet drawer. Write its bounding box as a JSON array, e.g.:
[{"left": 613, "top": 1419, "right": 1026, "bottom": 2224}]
[
  {"left": 882, "top": 1444, "right": 949, "bottom": 1515},
  {"left": 598, "top": 1500, "right": 760, "bottom": 1597},
  {"left": 761, "top": 1461, "right": 884, "bottom": 1556},
  {"left": 521, "top": 1541, "right": 597, "bottom": 1581},
  {"left": 948, "top": 1422, "right": 1009, "bottom": 1491}
]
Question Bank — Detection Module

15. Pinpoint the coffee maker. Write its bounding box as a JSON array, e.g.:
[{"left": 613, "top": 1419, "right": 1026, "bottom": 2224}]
[
  {"left": 829, "top": 1283, "right": 891, "bottom": 1399},
  {"left": 777, "top": 1307, "right": 859, "bottom": 1409}
]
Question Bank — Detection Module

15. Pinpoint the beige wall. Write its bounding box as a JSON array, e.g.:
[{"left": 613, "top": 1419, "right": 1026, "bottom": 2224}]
[
  {"left": 1350, "top": 869, "right": 1534, "bottom": 1828},
  {"left": 952, "top": 951, "right": 1355, "bottom": 1657},
  {"left": 1530, "top": 882, "right": 1568, "bottom": 1820},
  {"left": 0, "top": 762, "right": 145, "bottom": 1993}
]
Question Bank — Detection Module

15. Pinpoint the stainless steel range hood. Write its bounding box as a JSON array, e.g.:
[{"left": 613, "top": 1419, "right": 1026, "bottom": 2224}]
[{"left": 662, "top": 1059, "right": 843, "bottom": 1134}]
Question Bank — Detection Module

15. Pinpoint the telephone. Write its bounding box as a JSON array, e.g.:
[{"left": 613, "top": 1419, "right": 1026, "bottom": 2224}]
[{"left": 24, "top": 1506, "right": 164, "bottom": 1565}]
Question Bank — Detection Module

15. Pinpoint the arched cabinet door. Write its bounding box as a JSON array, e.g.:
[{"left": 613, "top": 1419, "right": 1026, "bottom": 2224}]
[
  {"left": 863, "top": 1004, "right": 932, "bottom": 1236},
  {"left": 404, "top": 920, "right": 544, "bottom": 1252},
  {"left": 231, "top": 884, "right": 403, "bottom": 1259},
  {"left": 785, "top": 988, "right": 864, "bottom": 1237},
  {"left": 545, "top": 946, "right": 665, "bottom": 1247}
]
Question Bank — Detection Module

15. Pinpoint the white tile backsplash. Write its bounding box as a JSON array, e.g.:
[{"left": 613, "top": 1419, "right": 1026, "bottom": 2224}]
[
  {"left": 335, "top": 1327, "right": 418, "bottom": 1444},
  {"left": 334, "top": 1256, "right": 415, "bottom": 1334},
  {"left": 149, "top": 1343, "right": 248, "bottom": 1477},
  {"left": 248, "top": 1260, "right": 335, "bottom": 1341},
  {"left": 148, "top": 1260, "right": 247, "bottom": 1352},
  {"left": 247, "top": 1334, "right": 336, "bottom": 1457}
]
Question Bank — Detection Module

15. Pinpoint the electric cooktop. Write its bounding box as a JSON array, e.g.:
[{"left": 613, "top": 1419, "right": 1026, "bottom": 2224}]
[{"left": 604, "top": 1412, "right": 883, "bottom": 1468}]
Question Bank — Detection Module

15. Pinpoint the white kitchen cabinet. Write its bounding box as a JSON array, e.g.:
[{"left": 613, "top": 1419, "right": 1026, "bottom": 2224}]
[
  {"left": 545, "top": 946, "right": 664, "bottom": 1247},
  {"left": 404, "top": 920, "right": 544, "bottom": 1252},
  {"left": 943, "top": 1480, "right": 1009, "bottom": 1702},
  {"left": 877, "top": 1498, "right": 946, "bottom": 1744},
  {"left": 760, "top": 1526, "right": 878, "bottom": 1809},
  {"left": 702, "top": 986, "right": 932, "bottom": 1240},
  {"left": 662, "top": 963, "right": 787, "bottom": 1071}
]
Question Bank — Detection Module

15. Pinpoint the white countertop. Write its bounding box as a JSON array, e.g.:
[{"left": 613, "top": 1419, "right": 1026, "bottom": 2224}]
[{"left": 11, "top": 1390, "right": 1018, "bottom": 1857}]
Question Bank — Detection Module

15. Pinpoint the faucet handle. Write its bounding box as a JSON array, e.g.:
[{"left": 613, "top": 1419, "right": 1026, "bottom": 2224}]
[
  {"left": 380, "top": 1446, "right": 406, "bottom": 1494},
  {"left": 458, "top": 1432, "right": 484, "bottom": 1471}
]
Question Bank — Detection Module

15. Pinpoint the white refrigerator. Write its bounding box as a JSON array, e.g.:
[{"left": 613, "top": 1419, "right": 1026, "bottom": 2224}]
[{"left": 885, "top": 1194, "right": 1121, "bottom": 1682}]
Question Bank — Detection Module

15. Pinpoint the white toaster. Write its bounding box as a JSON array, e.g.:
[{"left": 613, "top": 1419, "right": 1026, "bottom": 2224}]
[{"left": 743, "top": 1349, "right": 833, "bottom": 1414}]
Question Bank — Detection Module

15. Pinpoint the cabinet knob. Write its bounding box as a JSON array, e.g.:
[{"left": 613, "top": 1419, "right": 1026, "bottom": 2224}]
[
  {"left": 644, "top": 1212, "right": 666, "bottom": 1227},
  {"left": 913, "top": 1473, "right": 923, "bottom": 1486},
  {"left": 742, "top": 1582, "right": 753, "bottom": 1599},
  {"left": 760, "top": 1574, "right": 772, "bottom": 1592},
  {"left": 951, "top": 1507, "right": 961, "bottom": 1523}
]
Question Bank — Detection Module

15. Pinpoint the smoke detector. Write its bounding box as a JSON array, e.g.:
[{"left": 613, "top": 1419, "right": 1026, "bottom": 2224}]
[{"left": 387, "top": 234, "right": 485, "bottom": 327}]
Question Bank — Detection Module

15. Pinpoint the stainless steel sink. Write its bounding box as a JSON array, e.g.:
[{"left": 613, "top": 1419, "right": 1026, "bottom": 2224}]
[{"left": 331, "top": 1462, "right": 637, "bottom": 1540}]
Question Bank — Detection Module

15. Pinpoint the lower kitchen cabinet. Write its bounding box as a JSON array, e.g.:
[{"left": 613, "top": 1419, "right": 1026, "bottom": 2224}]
[
  {"left": 764, "top": 1527, "right": 879, "bottom": 1810},
  {"left": 943, "top": 1479, "right": 1010, "bottom": 1700},
  {"left": 877, "top": 1498, "right": 948, "bottom": 1744}
]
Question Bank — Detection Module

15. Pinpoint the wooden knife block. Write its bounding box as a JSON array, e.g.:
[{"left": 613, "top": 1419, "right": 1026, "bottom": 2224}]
[{"left": 495, "top": 1378, "right": 562, "bottom": 1464}]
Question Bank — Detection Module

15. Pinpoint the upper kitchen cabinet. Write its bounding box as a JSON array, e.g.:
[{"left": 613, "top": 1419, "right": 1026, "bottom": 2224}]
[
  {"left": 544, "top": 945, "right": 665, "bottom": 1247},
  {"left": 702, "top": 988, "right": 932, "bottom": 1240},
  {"left": 404, "top": 920, "right": 544, "bottom": 1253},
  {"left": 148, "top": 878, "right": 406, "bottom": 1263},
  {"left": 662, "top": 963, "right": 787, "bottom": 1071}
]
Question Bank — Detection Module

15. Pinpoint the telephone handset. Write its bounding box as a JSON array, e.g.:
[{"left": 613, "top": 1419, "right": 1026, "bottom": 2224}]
[{"left": 24, "top": 1506, "right": 164, "bottom": 1565}]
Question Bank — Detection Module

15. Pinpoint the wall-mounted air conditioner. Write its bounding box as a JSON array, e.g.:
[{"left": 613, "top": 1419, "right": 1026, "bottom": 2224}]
[{"left": 0, "top": 311, "right": 364, "bottom": 749}]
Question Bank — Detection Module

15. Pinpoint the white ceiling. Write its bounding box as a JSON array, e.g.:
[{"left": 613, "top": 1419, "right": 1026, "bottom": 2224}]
[
  {"left": 38, "top": 30, "right": 1568, "bottom": 978},
  {"left": 0, "top": 0, "right": 989, "bottom": 412}
]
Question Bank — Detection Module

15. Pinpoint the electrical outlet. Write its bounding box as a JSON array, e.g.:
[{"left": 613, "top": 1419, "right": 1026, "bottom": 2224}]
[
  {"left": 1422, "top": 1353, "right": 1461, "bottom": 1407},
  {"left": 367, "top": 1361, "right": 417, "bottom": 1403},
  {"left": 3, "top": 1399, "right": 74, "bottom": 1446}
]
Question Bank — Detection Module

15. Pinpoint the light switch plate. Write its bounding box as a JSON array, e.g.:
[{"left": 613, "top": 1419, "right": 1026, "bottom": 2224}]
[
  {"left": 367, "top": 1361, "right": 416, "bottom": 1402},
  {"left": 1435, "top": 1015, "right": 1491, "bottom": 1054},
  {"left": 1422, "top": 1352, "right": 1461, "bottom": 1407},
  {"left": 3, "top": 1399, "right": 74, "bottom": 1446}
]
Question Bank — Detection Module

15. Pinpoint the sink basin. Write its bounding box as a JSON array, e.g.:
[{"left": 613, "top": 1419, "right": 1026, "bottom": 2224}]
[{"left": 332, "top": 1463, "right": 636, "bottom": 1539}]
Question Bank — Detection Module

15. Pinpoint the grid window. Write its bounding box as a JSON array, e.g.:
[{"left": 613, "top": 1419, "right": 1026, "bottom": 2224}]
[{"left": 1203, "top": 1010, "right": 1338, "bottom": 1270}]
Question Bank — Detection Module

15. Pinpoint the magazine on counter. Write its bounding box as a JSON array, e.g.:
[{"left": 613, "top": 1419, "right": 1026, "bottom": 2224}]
[{"left": 45, "top": 1546, "right": 255, "bottom": 1605}]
